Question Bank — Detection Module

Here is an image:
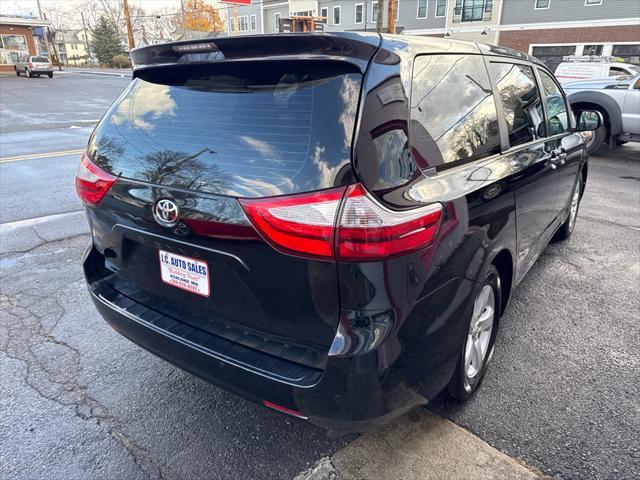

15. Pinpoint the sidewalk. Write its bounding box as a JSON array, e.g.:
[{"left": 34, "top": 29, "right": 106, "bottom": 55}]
[
  {"left": 63, "top": 66, "right": 132, "bottom": 77},
  {"left": 295, "top": 409, "right": 546, "bottom": 480}
]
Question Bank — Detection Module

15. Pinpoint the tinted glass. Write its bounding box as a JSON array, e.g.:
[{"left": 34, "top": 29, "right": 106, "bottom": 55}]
[
  {"left": 490, "top": 63, "right": 545, "bottom": 147},
  {"left": 538, "top": 69, "right": 569, "bottom": 135},
  {"left": 89, "top": 62, "right": 361, "bottom": 197},
  {"left": 32, "top": 56, "right": 49, "bottom": 62},
  {"left": 411, "top": 54, "right": 501, "bottom": 166}
]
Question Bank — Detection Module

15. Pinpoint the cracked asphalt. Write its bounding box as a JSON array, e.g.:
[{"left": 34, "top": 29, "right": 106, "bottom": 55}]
[{"left": 1, "top": 73, "right": 639, "bottom": 480}]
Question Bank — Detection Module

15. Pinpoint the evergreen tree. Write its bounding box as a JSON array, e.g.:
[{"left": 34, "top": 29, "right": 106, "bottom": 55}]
[{"left": 91, "top": 16, "right": 124, "bottom": 66}]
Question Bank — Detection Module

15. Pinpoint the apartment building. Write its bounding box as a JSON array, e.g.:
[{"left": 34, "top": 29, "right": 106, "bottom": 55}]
[{"left": 223, "top": 0, "right": 639, "bottom": 69}]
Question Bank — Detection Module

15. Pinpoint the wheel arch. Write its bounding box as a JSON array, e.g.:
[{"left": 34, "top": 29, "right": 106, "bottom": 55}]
[
  {"left": 567, "top": 91, "right": 623, "bottom": 137},
  {"left": 490, "top": 249, "right": 514, "bottom": 315}
]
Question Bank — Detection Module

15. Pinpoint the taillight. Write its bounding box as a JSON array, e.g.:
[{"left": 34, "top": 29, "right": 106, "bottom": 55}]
[
  {"left": 75, "top": 153, "right": 116, "bottom": 205},
  {"left": 336, "top": 184, "right": 442, "bottom": 260},
  {"left": 239, "top": 184, "right": 443, "bottom": 261},
  {"left": 239, "top": 187, "right": 345, "bottom": 260}
]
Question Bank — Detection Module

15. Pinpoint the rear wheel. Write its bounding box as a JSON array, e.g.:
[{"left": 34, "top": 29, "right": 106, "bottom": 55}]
[
  {"left": 16, "top": 69, "right": 20, "bottom": 76},
  {"left": 48, "top": 72, "right": 53, "bottom": 78},
  {"left": 447, "top": 266, "right": 501, "bottom": 402},
  {"left": 25, "top": 68, "right": 31, "bottom": 78},
  {"left": 554, "top": 172, "right": 582, "bottom": 241}
]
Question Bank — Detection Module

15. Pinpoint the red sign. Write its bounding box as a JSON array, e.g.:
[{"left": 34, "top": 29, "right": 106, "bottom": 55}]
[{"left": 222, "top": 0, "right": 252, "bottom": 4}]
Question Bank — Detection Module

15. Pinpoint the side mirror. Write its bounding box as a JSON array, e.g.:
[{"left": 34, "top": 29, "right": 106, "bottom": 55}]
[{"left": 575, "top": 110, "right": 603, "bottom": 132}]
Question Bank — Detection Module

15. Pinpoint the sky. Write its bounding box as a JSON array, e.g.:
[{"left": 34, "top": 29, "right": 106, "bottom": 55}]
[{"left": 0, "top": 0, "right": 183, "bottom": 17}]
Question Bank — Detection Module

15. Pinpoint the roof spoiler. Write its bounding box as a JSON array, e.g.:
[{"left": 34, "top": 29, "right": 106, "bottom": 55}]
[{"left": 130, "top": 33, "right": 381, "bottom": 73}]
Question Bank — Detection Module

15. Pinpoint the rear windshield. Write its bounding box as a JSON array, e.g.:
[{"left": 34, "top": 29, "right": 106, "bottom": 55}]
[
  {"left": 89, "top": 61, "right": 361, "bottom": 197},
  {"left": 32, "top": 56, "right": 49, "bottom": 63}
]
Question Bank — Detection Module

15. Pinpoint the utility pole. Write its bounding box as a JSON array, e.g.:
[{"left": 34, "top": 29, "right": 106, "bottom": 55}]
[
  {"left": 35, "top": 0, "right": 51, "bottom": 56},
  {"left": 233, "top": 5, "right": 239, "bottom": 35},
  {"left": 80, "top": 11, "right": 91, "bottom": 66},
  {"left": 123, "top": 0, "right": 135, "bottom": 50},
  {"left": 386, "top": 0, "right": 397, "bottom": 34},
  {"left": 376, "top": 0, "right": 383, "bottom": 32}
]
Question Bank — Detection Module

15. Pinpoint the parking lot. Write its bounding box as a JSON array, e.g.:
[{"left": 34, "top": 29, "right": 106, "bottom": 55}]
[{"left": 1, "top": 72, "right": 639, "bottom": 479}]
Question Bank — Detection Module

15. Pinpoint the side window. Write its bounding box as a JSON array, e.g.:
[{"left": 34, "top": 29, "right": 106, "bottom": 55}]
[
  {"left": 490, "top": 62, "right": 545, "bottom": 148},
  {"left": 609, "top": 66, "right": 627, "bottom": 77},
  {"left": 410, "top": 54, "right": 501, "bottom": 166},
  {"left": 537, "top": 69, "right": 570, "bottom": 135}
]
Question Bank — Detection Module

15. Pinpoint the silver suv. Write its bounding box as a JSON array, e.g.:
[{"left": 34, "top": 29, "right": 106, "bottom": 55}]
[
  {"left": 564, "top": 75, "right": 640, "bottom": 154},
  {"left": 14, "top": 55, "right": 53, "bottom": 78}
]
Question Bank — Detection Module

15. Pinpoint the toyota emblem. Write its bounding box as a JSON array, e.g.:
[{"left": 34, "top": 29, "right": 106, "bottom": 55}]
[{"left": 153, "top": 199, "right": 180, "bottom": 227}]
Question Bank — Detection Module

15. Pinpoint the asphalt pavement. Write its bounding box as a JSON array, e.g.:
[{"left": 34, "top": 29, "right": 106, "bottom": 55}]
[{"left": 1, "top": 72, "right": 639, "bottom": 480}]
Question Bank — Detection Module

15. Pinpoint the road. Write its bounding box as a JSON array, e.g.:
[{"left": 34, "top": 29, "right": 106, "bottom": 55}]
[{"left": 1, "top": 72, "right": 639, "bottom": 480}]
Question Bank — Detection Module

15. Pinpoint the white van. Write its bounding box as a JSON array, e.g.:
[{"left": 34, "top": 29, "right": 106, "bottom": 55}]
[{"left": 555, "top": 57, "right": 639, "bottom": 84}]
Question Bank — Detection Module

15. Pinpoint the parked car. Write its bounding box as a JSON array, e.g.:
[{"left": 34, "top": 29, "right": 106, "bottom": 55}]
[
  {"left": 555, "top": 56, "right": 639, "bottom": 84},
  {"left": 564, "top": 74, "right": 640, "bottom": 154},
  {"left": 78, "top": 33, "right": 600, "bottom": 434},
  {"left": 14, "top": 54, "right": 53, "bottom": 78}
]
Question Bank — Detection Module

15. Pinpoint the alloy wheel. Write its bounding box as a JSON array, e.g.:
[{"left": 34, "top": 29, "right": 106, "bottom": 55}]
[{"left": 464, "top": 285, "right": 495, "bottom": 389}]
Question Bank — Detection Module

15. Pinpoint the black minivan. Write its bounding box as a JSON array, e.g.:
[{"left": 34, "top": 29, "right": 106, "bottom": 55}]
[{"left": 78, "top": 33, "right": 601, "bottom": 434}]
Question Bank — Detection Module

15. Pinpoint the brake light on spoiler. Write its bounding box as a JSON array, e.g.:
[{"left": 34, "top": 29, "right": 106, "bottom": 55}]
[{"left": 239, "top": 184, "right": 443, "bottom": 261}]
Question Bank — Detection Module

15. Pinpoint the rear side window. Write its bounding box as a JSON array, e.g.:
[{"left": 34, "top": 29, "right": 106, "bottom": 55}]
[
  {"left": 490, "top": 63, "right": 545, "bottom": 148},
  {"left": 32, "top": 56, "right": 49, "bottom": 63},
  {"left": 89, "top": 62, "right": 361, "bottom": 197},
  {"left": 410, "top": 54, "right": 501, "bottom": 167}
]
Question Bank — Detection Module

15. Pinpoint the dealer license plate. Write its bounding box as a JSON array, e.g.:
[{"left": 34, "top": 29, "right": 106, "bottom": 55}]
[{"left": 158, "top": 250, "right": 210, "bottom": 297}]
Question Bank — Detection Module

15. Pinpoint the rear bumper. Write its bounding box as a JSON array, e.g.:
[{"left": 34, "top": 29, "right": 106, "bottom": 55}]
[
  {"left": 84, "top": 244, "right": 469, "bottom": 433},
  {"left": 29, "top": 69, "right": 53, "bottom": 74}
]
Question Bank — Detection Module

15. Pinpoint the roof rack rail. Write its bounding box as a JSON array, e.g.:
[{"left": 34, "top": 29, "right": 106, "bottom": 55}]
[{"left": 561, "top": 55, "right": 625, "bottom": 63}]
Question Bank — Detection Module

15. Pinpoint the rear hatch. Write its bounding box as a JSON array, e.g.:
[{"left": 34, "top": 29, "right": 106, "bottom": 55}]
[
  {"left": 85, "top": 46, "right": 373, "bottom": 368},
  {"left": 31, "top": 56, "right": 50, "bottom": 69}
]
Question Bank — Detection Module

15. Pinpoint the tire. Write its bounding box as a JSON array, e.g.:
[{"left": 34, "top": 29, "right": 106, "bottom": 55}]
[
  {"left": 16, "top": 69, "right": 20, "bottom": 76},
  {"left": 447, "top": 265, "right": 501, "bottom": 402},
  {"left": 48, "top": 72, "right": 53, "bottom": 78},
  {"left": 25, "top": 68, "right": 31, "bottom": 78},
  {"left": 554, "top": 172, "right": 583, "bottom": 242},
  {"left": 585, "top": 124, "right": 606, "bottom": 155}
]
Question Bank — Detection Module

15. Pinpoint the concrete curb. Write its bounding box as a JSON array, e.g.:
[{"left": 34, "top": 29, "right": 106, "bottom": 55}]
[
  {"left": 294, "top": 409, "right": 548, "bottom": 480},
  {"left": 64, "top": 68, "right": 132, "bottom": 78}
]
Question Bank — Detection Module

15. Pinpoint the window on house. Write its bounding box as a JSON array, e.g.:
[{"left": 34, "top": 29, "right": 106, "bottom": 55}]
[
  {"left": 239, "top": 15, "right": 249, "bottom": 31},
  {"left": 612, "top": 44, "right": 640, "bottom": 65},
  {"left": 454, "top": 0, "right": 462, "bottom": 15},
  {"left": 584, "top": 0, "right": 602, "bottom": 5},
  {"left": 355, "top": 3, "right": 364, "bottom": 23},
  {"left": 250, "top": 15, "right": 256, "bottom": 30},
  {"left": 583, "top": 45, "right": 602, "bottom": 56},
  {"left": 462, "top": 0, "right": 485, "bottom": 21},
  {"left": 396, "top": 0, "right": 400, "bottom": 20},
  {"left": 535, "top": 0, "right": 550, "bottom": 8},
  {"left": 484, "top": 0, "right": 492, "bottom": 13},
  {"left": 436, "top": 0, "right": 447, "bottom": 16},
  {"left": 418, "top": 0, "right": 428, "bottom": 18},
  {"left": 274, "top": 12, "right": 281, "bottom": 30},
  {"left": 320, "top": 7, "right": 328, "bottom": 19},
  {"left": 490, "top": 62, "right": 545, "bottom": 147},
  {"left": 371, "top": 2, "right": 378, "bottom": 22},
  {"left": 230, "top": 19, "right": 235, "bottom": 32},
  {"left": 333, "top": 5, "right": 341, "bottom": 24}
]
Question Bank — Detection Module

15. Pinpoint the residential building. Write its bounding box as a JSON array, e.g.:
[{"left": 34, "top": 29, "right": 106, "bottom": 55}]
[
  {"left": 217, "top": 0, "right": 639, "bottom": 70},
  {"left": 54, "top": 29, "right": 93, "bottom": 66},
  {"left": 0, "top": 15, "right": 51, "bottom": 73}
]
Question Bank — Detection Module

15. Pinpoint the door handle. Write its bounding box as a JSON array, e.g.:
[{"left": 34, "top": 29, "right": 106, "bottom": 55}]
[{"left": 550, "top": 148, "right": 566, "bottom": 167}]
